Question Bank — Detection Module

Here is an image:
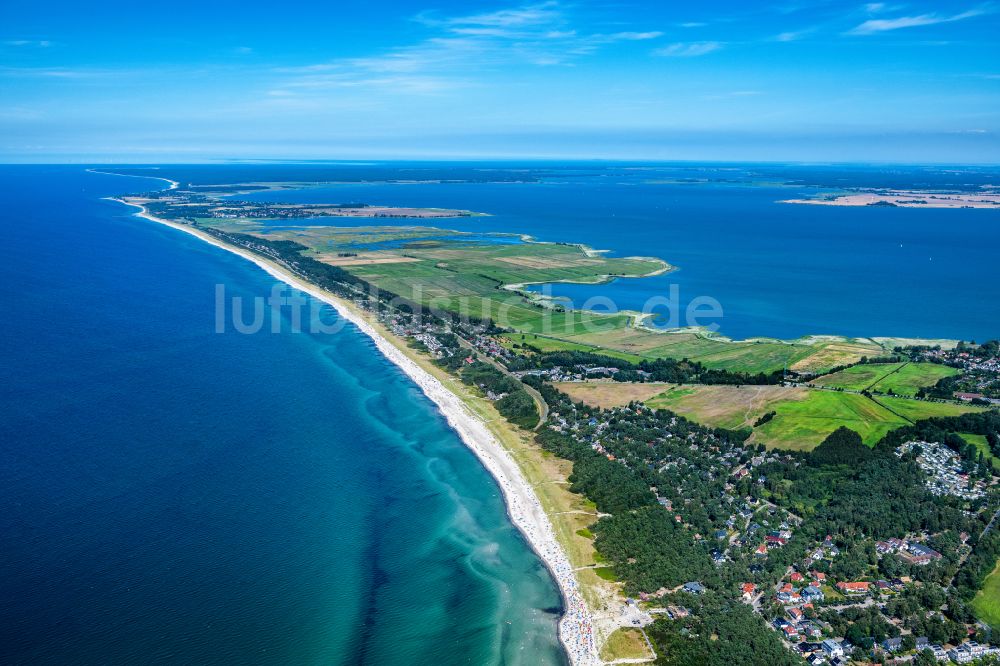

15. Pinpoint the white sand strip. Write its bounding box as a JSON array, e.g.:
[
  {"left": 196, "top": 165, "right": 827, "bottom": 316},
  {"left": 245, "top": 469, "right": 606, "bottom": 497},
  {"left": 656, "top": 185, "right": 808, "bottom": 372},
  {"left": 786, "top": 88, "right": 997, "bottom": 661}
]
[{"left": 106, "top": 198, "right": 602, "bottom": 666}]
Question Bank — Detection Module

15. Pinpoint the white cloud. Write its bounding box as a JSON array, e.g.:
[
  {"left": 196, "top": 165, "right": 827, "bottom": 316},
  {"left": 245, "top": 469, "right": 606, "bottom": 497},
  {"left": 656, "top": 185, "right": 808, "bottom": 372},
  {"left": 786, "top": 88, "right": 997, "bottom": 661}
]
[
  {"left": 0, "top": 66, "right": 104, "bottom": 78},
  {"left": 775, "top": 30, "right": 809, "bottom": 41},
  {"left": 415, "top": 1, "right": 564, "bottom": 38},
  {"left": 847, "top": 6, "right": 993, "bottom": 34},
  {"left": 607, "top": 31, "right": 663, "bottom": 41},
  {"left": 654, "top": 41, "right": 723, "bottom": 57},
  {"left": 4, "top": 39, "right": 51, "bottom": 47},
  {"left": 269, "top": 2, "right": 665, "bottom": 98}
]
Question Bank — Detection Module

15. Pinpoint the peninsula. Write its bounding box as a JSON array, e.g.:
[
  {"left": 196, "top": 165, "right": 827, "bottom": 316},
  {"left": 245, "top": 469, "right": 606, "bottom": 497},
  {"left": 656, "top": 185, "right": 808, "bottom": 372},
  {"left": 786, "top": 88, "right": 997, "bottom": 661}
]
[{"left": 110, "top": 173, "right": 999, "bottom": 666}]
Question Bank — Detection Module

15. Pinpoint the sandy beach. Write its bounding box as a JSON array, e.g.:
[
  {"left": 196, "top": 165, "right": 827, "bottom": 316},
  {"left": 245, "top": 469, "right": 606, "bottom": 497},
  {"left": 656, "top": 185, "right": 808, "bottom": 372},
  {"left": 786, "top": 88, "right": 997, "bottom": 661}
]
[{"left": 109, "top": 198, "right": 602, "bottom": 666}]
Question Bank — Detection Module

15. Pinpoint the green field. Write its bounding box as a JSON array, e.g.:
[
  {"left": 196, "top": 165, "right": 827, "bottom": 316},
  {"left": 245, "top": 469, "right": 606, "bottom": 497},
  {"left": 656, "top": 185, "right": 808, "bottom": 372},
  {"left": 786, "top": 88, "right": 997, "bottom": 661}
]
[
  {"left": 642, "top": 384, "right": 909, "bottom": 450},
  {"left": 641, "top": 384, "right": 985, "bottom": 451},
  {"left": 645, "top": 384, "right": 808, "bottom": 431},
  {"left": 812, "top": 362, "right": 959, "bottom": 396},
  {"left": 973, "top": 561, "right": 1000, "bottom": 630},
  {"left": 499, "top": 333, "right": 645, "bottom": 363},
  {"left": 959, "top": 433, "right": 1000, "bottom": 471},
  {"left": 812, "top": 363, "right": 905, "bottom": 391},
  {"left": 753, "top": 391, "right": 909, "bottom": 450},
  {"left": 874, "top": 396, "right": 985, "bottom": 422},
  {"left": 872, "top": 362, "right": 960, "bottom": 396}
]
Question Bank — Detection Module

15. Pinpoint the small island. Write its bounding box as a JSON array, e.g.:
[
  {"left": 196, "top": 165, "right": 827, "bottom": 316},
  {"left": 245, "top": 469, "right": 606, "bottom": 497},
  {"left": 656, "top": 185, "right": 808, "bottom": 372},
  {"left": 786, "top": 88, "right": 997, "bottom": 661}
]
[{"left": 781, "top": 189, "right": 1000, "bottom": 209}]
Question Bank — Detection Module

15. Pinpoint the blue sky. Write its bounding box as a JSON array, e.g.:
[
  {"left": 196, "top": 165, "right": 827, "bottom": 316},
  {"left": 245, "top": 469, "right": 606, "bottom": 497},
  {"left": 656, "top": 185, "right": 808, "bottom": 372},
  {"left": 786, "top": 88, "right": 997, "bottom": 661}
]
[{"left": 1, "top": 0, "right": 998, "bottom": 162}]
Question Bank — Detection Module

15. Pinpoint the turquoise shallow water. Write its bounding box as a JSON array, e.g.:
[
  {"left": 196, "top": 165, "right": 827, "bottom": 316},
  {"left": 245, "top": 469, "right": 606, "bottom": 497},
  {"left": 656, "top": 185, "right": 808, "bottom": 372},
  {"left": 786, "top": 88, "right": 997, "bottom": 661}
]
[{"left": 0, "top": 167, "right": 564, "bottom": 665}]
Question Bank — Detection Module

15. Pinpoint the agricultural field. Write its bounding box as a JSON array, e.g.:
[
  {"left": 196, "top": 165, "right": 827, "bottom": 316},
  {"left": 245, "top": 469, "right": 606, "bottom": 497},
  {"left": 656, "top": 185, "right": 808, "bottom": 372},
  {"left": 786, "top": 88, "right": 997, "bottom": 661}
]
[
  {"left": 555, "top": 381, "right": 679, "bottom": 409},
  {"left": 811, "top": 363, "right": 905, "bottom": 392},
  {"left": 562, "top": 327, "right": 888, "bottom": 376},
  {"left": 641, "top": 384, "right": 921, "bottom": 450},
  {"left": 870, "top": 362, "right": 960, "bottom": 396},
  {"left": 499, "top": 333, "right": 645, "bottom": 364},
  {"left": 789, "top": 338, "right": 889, "bottom": 373},
  {"left": 637, "top": 381, "right": 989, "bottom": 451},
  {"left": 973, "top": 562, "right": 1000, "bottom": 630},
  {"left": 874, "top": 396, "right": 985, "bottom": 422},
  {"left": 644, "top": 384, "right": 810, "bottom": 431},
  {"left": 753, "top": 391, "right": 909, "bottom": 449},
  {"left": 811, "top": 361, "right": 959, "bottom": 396}
]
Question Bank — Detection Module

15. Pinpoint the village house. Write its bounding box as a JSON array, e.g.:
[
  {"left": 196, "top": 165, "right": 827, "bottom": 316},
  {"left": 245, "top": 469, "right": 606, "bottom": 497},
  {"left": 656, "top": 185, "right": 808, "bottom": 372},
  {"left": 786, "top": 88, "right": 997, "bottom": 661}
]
[
  {"left": 821, "top": 639, "right": 844, "bottom": 658},
  {"left": 801, "top": 585, "right": 824, "bottom": 602},
  {"left": 949, "top": 641, "right": 1000, "bottom": 663},
  {"left": 900, "top": 542, "right": 943, "bottom": 565},
  {"left": 835, "top": 581, "right": 870, "bottom": 596}
]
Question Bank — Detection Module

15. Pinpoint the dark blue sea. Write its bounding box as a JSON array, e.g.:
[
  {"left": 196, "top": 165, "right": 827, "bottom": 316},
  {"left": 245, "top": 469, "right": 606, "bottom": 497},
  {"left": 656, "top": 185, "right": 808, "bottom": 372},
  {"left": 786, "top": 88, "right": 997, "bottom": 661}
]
[{"left": 0, "top": 166, "right": 564, "bottom": 665}]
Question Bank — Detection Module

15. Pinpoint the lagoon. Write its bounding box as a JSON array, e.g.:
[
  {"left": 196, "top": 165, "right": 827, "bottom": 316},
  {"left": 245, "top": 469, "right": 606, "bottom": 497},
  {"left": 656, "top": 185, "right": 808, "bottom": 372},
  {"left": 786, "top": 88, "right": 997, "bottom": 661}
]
[{"left": 229, "top": 163, "right": 1000, "bottom": 341}]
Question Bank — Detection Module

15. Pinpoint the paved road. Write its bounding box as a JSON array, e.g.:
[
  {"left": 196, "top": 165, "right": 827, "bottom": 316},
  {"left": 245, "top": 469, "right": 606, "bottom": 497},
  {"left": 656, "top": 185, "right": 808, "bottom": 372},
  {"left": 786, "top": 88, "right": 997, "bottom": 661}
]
[
  {"left": 455, "top": 335, "right": 549, "bottom": 430},
  {"left": 948, "top": 506, "right": 1000, "bottom": 588},
  {"left": 982, "top": 507, "right": 1000, "bottom": 539}
]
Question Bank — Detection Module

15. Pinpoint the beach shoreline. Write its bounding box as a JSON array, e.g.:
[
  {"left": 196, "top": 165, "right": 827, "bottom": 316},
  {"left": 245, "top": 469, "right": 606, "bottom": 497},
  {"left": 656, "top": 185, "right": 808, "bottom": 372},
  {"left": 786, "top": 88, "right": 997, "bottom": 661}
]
[{"left": 107, "top": 197, "right": 601, "bottom": 665}]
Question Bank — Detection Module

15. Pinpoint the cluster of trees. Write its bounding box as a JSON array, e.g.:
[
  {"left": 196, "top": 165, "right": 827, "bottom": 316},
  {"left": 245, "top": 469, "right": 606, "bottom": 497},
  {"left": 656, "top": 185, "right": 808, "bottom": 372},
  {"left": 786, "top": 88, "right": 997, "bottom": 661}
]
[
  {"left": 877, "top": 411, "right": 1000, "bottom": 473},
  {"left": 819, "top": 605, "right": 899, "bottom": 646},
  {"left": 753, "top": 411, "right": 777, "bottom": 427},
  {"left": 594, "top": 506, "right": 715, "bottom": 595},
  {"left": 961, "top": 339, "right": 1000, "bottom": 359},
  {"left": 458, "top": 361, "right": 538, "bottom": 429},
  {"left": 508, "top": 349, "right": 634, "bottom": 372},
  {"left": 917, "top": 374, "right": 964, "bottom": 400},
  {"left": 529, "top": 382, "right": 725, "bottom": 591},
  {"left": 955, "top": 525, "right": 1000, "bottom": 602},
  {"left": 754, "top": 425, "right": 975, "bottom": 553},
  {"left": 808, "top": 426, "right": 873, "bottom": 466},
  {"left": 508, "top": 348, "right": 785, "bottom": 385},
  {"left": 647, "top": 596, "right": 802, "bottom": 666}
]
